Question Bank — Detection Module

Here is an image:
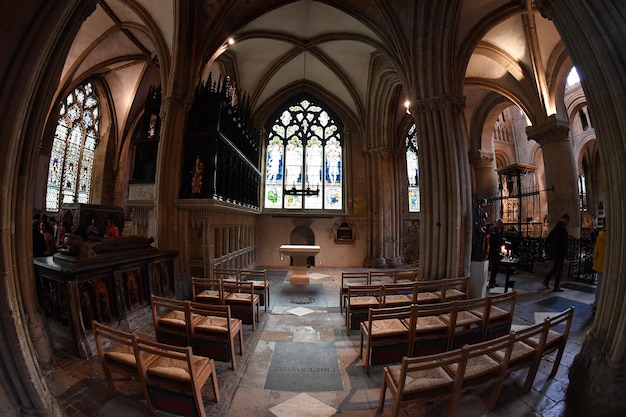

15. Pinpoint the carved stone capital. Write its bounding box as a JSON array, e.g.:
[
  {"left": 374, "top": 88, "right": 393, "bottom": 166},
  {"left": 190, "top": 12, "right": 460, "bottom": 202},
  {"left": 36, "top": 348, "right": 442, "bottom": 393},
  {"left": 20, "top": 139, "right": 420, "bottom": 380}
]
[
  {"left": 468, "top": 149, "right": 494, "bottom": 168},
  {"left": 535, "top": 0, "right": 556, "bottom": 20},
  {"left": 412, "top": 94, "right": 465, "bottom": 115},
  {"left": 526, "top": 114, "right": 570, "bottom": 146}
]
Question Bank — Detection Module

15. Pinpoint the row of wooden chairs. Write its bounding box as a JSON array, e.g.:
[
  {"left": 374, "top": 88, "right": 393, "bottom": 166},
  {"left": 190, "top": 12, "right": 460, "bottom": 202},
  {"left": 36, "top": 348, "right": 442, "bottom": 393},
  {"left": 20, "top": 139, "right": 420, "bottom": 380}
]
[
  {"left": 344, "top": 276, "right": 471, "bottom": 332},
  {"left": 212, "top": 268, "right": 270, "bottom": 310},
  {"left": 93, "top": 321, "right": 220, "bottom": 417},
  {"left": 359, "top": 291, "right": 516, "bottom": 373},
  {"left": 378, "top": 306, "right": 574, "bottom": 417},
  {"left": 190, "top": 278, "right": 261, "bottom": 330},
  {"left": 339, "top": 269, "right": 420, "bottom": 312},
  {"left": 151, "top": 295, "right": 244, "bottom": 370}
]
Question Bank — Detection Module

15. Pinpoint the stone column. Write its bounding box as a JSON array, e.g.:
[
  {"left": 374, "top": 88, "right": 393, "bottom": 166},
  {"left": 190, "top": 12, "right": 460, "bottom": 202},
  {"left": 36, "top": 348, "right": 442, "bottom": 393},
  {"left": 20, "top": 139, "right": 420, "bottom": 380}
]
[
  {"left": 535, "top": 1, "right": 626, "bottom": 416},
  {"left": 526, "top": 115, "right": 580, "bottom": 237},
  {"left": 470, "top": 149, "right": 498, "bottom": 219},
  {"left": 413, "top": 96, "right": 473, "bottom": 279},
  {"left": 364, "top": 146, "right": 401, "bottom": 268},
  {"left": 154, "top": 93, "right": 194, "bottom": 296}
]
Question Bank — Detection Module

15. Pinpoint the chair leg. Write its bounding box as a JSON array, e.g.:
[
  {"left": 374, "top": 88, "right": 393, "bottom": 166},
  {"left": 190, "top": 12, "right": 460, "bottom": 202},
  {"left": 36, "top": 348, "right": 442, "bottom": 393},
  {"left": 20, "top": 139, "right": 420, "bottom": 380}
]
[
  {"left": 488, "top": 377, "right": 506, "bottom": 410},
  {"left": 101, "top": 366, "right": 115, "bottom": 391},
  {"left": 378, "top": 372, "right": 388, "bottom": 412},
  {"left": 194, "top": 384, "right": 207, "bottom": 417},
  {"left": 523, "top": 359, "right": 542, "bottom": 392},
  {"left": 550, "top": 345, "right": 566, "bottom": 377},
  {"left": 230, "top": 338, "right": 236, "bottom": 370},
  {"left": 238, "top": 330, "right": 244, "bottom": 355},
  {"left": 210, "top": 361, "right": 220, "bottom": 402}
]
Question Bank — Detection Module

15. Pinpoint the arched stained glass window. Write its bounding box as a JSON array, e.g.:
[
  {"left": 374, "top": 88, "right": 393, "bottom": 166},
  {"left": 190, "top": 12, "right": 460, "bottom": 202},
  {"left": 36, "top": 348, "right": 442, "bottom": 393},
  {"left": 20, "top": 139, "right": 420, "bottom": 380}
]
[
  {"left": 45, "top": 82, "right": 99, "bottom": 212},
  {"left": 264, "top": 98, "right": 343, "bottom": 210},
  {"left": 406, "top": 124, "right": 420, "bottom": 212}
]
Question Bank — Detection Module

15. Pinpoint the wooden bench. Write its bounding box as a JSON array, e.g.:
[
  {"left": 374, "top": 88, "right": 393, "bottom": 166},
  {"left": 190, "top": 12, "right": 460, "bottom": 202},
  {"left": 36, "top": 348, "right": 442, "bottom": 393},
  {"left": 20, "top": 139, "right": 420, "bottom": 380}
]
[
  {"left": 135, "top": 336, "right": 219, "bottom": 417},
  {"left": 359, "top": 304, "right": 412, "bottom": 374},
  {"left": 187, "top": 301, "right": 244, "bottom": 370}
]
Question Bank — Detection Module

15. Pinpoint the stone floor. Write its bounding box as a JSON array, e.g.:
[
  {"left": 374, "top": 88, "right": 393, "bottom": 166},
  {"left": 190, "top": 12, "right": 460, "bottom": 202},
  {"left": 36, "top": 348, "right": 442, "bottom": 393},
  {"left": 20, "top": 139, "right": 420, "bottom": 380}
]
[{"left": 44, "top": 267, "right": 596, "bottom": 417}]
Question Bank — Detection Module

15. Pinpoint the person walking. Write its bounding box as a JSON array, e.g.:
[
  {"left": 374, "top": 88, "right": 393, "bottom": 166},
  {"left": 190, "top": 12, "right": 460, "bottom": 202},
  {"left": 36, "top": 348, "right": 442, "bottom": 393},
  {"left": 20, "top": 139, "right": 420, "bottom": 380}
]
[
  {"left": 543, "top": 213, "right": 570, "bottom": 292},
  {"left": 488, "top": 218, "right": 505, "bottom": 288},
  {"left": 592, "top": 223, "right": 606, "bottom": 312}
]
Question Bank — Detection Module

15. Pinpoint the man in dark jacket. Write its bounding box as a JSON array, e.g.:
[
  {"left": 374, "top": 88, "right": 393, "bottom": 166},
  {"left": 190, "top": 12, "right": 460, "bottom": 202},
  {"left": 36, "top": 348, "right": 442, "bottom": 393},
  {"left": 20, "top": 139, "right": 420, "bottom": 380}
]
[
  {"left": 543, "top": 213, "right": 570, "bottom": 292},
  {"left": 488, "top": 218, "right": 505, "bottom": 288}
]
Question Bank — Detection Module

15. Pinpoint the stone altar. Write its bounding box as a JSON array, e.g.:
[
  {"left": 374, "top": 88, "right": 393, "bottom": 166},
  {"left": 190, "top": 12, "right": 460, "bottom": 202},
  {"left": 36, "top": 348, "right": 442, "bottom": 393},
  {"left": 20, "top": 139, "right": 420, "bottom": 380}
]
[{"left": 279, "top": 244, "right": 321, "bottom": 284}]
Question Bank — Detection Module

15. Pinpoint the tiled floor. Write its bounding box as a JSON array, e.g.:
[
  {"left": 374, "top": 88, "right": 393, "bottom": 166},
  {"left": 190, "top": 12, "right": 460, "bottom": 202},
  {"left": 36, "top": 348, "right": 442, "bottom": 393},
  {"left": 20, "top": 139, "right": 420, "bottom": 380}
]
[{"left": 44, "top": 267, "right": 595, "bottom": 417}]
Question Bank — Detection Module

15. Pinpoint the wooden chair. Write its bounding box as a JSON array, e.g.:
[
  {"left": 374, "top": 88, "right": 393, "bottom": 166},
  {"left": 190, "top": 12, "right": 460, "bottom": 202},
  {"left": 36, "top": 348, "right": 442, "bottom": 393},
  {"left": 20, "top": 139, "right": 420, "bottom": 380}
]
[
  {"left": 524, "top": 307, "right": 575, "bottom": 379},
  {"left": 191, "top": 277, "right": 225, "bottom": 305},
  {"left": 414, "top": 279, "right": 445, "bottom": 304},
  {"left": 239, "top": 269, "right": 270, "bottom": 311},
  {"left": 339, "top": 271, "right": 370, "bottom": 312},
  {"left": 406, "top": 302, "right": 453, "bottom": 357},
  {"left": 479, "top": 291, "right": 517, "bottom": 340},
  {"left": 135, "top": 336, "right": 219, "bottom": 417},
  {"left": 441, "top": 297, "right": 488, "bottom": 350},
  {"left": 381, "top": 282, "right": 417, "bottom": 307},
  {"left": 379, "top": 348, "right": 463, "bottom": 417},
  {"left": 492, "top": 321, "right": 545, "bottom": 392},
  {"left": 223, "top": 280, "right": 260, "bottom": 330},
  {"left": 359, "top": 304, "right": 412, "bottom": 374},
  {"left": 446, "top": 333, "right": 515, "bottom": 414},
  {"left": 392, "top": 268, "right": 419, "bottom": 283},
  {"left": 151, "top": 295, "right": 192, "bottom": 347},
  {"left": 187, "top": 302, "right": 243, "bottom": 370},
  {"left": 212, "top": 268, "right": 239, "bottom": 281},
  {"left": 92, "top": 321, "right": 147, "bottom": 392},
  {"left": 369, "top": 270, "right": 395, "bottom": 284},
  {"left": 345, "top": 284, "right": 383, "bottom": 333},
  {"left": 434, "top": 276, "right": 470, "bottom": 301}
]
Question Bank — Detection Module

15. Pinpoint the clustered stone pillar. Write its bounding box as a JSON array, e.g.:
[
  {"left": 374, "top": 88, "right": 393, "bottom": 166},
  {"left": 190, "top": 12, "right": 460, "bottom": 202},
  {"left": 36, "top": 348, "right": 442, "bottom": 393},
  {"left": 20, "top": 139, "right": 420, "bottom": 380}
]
[
  {"left": 526, "top": 114, "right": 580, "bottom": 237},
  {"left": 470, "top": 149, "right": 498, "bottom": 220},
  {"left": 412, "top": 96, "right": 472, "bottom": 279},
  {"left": 364, "top": 146, "right": 402, "bottom": 268},
  {"left": 535, "top": 1, "right": 626, "bottom": 416}
]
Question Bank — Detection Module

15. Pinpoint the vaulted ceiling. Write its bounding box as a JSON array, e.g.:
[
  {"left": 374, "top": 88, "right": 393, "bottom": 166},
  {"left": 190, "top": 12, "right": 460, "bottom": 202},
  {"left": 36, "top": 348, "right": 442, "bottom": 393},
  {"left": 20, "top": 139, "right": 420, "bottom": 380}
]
[{"left": 55, "top": 0, "right": 572, "bottom": 151}]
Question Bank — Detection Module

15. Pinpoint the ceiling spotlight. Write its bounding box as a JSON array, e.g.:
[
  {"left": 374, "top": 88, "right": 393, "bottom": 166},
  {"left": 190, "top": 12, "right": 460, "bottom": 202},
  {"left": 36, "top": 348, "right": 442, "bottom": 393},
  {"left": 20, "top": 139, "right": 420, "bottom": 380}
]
[
  {"left": 404, "top": 100, "right": 411, "bottom": 115},
  {"left": 227, "top": 37, "right": 235, "bottom": 45}
]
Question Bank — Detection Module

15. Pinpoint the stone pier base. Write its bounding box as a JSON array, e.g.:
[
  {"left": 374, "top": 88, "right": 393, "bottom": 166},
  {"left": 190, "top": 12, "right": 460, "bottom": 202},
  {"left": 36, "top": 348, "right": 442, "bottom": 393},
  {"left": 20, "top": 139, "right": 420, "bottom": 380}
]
[{"left": 566, "top": 333, "right": 626, "bottom": 417}]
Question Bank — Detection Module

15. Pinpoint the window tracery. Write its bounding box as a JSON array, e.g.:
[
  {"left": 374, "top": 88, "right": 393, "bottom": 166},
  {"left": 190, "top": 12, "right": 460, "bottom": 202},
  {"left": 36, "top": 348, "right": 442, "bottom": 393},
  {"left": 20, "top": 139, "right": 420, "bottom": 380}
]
[
  {"left": 45, "top": 82, "right": 99, "bottom": 212},
  {"left": 264, "top": 98, "right": 343, "bottom": 210}
]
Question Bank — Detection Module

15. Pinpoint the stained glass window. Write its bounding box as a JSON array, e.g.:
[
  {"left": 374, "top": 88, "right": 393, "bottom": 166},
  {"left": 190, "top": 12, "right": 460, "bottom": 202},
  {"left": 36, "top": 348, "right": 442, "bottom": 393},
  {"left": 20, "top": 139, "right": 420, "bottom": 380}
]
[
  {"left": 264, "top": 98, "right": 343, "bottom": 210},
  {"left": 406, "top": 124, "right": 420, "bottom": 212},
  {"left": 45, "top": 82, "right": 99, "bottom": 212}
]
